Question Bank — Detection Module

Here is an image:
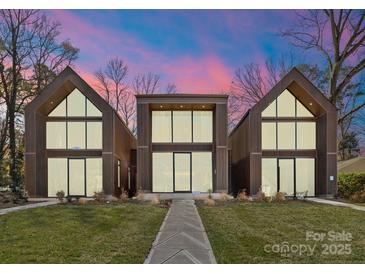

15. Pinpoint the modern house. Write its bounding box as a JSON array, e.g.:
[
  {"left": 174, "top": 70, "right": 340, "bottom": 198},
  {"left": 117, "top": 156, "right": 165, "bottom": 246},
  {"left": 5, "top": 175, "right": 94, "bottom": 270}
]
[
  {"left": 24, "top": 67, "right": 136, "bottom": 198},
  {"left": 135, "top": 94, "right": 229, "bottom": 193},
  {"left": 24, "top": 66, "right": 338, "bottom": 199},
  {"left": 229, "top": 68, "right": 338, "bottom": 197}
]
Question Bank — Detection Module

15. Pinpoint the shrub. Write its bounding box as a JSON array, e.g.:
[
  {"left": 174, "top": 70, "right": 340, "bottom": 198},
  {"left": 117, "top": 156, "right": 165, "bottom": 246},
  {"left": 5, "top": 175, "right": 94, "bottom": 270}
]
[
  {"left": 78, "top": 198, "right": 88, "bottom": 205},
  {"left": 272, "top": 192, "right": 286, "bottom": 203},
  {"left": 208, "top": 189, "right": 212, "bottom": 199},
  {"left": 120, "top": 189, "right": 129, "bottom": 202},
  {"left": 255, "top": 190, "right": 267, "bottom": 202},
  {"left": 94, "top": 191, "right": 106, "bottom": 202},
  {"left": 350, "top": 188, "right": 365, "bottom": 203},
  {"left": 56, "top": 191, "right": 65, "bottom": 201},
  {"left": 237, "top": 189, "right": 249, "bottom": 202},
  {"left": 219, "top": 192, "right": 230, "bottom": 201},
  {"left": 338, "top": 173, "right": 365, "bottom": 199},
  {"left": 151, "top": 195, "right": 160, "bottom": 205},
  {"left": 135, "top": 187, "right": 144, "bottom": 201},
  {"left": 204, "top": 198, "right": 215, "bottom": 206}
]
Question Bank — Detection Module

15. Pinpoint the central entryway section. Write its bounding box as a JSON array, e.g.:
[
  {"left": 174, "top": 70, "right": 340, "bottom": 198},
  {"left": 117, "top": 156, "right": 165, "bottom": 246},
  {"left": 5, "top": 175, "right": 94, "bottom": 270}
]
[{"left": 174, "top": 153, "right": 191, "bottom": 192}]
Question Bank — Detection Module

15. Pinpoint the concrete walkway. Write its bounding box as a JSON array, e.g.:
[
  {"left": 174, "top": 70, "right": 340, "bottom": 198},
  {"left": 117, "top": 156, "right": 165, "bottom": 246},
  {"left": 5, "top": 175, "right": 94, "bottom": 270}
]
[
  {"left": 0, "top": 200, "right": 59, "bottom": 216},
  {"left": 306, "top": 198, "right": 365, "bottom": 212},
  {"left": 145, "top": 200, "right": 216, "bottom": 264}
]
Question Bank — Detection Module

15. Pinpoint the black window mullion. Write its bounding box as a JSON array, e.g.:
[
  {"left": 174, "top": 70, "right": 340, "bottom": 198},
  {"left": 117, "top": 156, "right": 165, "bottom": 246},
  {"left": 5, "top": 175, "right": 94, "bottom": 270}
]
[
  {"left": 191, "top": 110, "right": 194, "bottom": 143},
  {"left": 171, "top": 110, "right": 173, "bottom": 143}
]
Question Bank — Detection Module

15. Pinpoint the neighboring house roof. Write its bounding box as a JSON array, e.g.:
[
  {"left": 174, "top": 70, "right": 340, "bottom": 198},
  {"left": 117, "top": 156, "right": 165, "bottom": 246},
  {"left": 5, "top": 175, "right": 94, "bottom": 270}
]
[
  {"left": 338, "top": 157, "right": 365, "bottom": 173},
  {"left": 229, "top": 67, "right": 337, "bottom": 137}
]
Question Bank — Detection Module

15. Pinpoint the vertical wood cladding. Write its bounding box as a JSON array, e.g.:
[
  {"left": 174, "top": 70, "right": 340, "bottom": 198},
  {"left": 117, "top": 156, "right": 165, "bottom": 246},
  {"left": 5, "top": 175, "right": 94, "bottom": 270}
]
[
  {"left": 136, "top": 95, "right": 228, "bottom": 193},
  {"left": 25, "top": 67, "right": 136, "bottom": 197},
  {"left": 229, "top": 68, "right": 338, "bottom": 197}
]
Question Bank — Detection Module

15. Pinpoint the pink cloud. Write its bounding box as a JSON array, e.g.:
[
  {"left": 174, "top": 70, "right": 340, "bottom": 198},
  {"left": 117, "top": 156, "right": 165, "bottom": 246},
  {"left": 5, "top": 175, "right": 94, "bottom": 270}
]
[
  {"left": 47, "top": 10, "right": 234, "bottom": 94},
  {"left": 162, "top": 55, "right": 233, "bottom": 93}
]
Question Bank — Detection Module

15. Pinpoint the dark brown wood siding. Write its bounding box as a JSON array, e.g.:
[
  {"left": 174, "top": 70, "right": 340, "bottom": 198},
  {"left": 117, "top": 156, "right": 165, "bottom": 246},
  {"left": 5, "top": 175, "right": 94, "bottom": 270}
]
[
  {"left": 24, "top": 67, "right": 137, "bottom": 197},
  {"left": 229, "top": 68, "right": 338, "bottom": 197},
  {"left": 136, "top": 94, "right": 228, "bottom": 193}
]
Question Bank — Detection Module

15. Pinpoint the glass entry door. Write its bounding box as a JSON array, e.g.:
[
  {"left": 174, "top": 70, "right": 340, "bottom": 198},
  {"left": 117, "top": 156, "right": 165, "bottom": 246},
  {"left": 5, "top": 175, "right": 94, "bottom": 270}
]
[
  {"left": 68, "top": 159, "right": 86, "bottom": 196},
  {"left": 278, "top": 159, "right": 294, "bottom": 196},
  {"left": 174, "top": 153, "right": 191, "bottom": 192}
]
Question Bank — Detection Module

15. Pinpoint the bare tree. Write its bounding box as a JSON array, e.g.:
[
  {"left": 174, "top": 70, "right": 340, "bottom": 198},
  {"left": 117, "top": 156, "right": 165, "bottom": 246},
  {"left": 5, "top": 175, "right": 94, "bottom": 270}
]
[
  {"left": 166, "top": 82, "right": 177, "bottom": 94},
  {"left": 119, "top": 90, "right": 136, "bottom": 133},
  {"left": 94, "top": 57, "right": 136, "bottom": 132},
  {"left": 29, "top": 15, "right": 78, "bottom": 94},
  {"left": 132, "top": 72, "right": 160, "bottom": 94},
  {"left": 0, "top": 10, "right": 79, "bottom": 189},
  {"left": 281, "top": 10, "right": 365, "bottom": 125},
  {"left": 228, "top": 55, "right": 295, "bottom": 129}
]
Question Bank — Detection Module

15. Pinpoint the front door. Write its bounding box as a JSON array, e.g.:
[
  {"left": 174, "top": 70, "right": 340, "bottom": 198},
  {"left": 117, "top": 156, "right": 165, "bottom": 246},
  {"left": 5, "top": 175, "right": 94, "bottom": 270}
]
[
  {"left": 68, "top": 159, "right": 86, "bottom": 196},
  {"left": 278, "top": 158, "right": 295, "bottom": 196},
  {"left": 174, "top": 153, "right": 191, "bottom": 192}
]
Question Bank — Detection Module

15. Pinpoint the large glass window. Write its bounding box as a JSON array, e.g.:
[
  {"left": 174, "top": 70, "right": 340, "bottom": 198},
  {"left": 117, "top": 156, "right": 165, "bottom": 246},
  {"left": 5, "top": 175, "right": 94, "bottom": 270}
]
[
  {"left": 86, "top": 122, "right": 102, "bottom": 149},
  {"left": 277, "top": 90, "right": 296, "bottom": 117},
  {"left": 86, "top": 158, "right": 103, "bottom": 196},
  {"left": 152, "top": 110, "right": 213, "bottom": 143},
  {"left": 46, "top": 122, "right": 66, "bottom": 149},
  {"left": 277, "top": 122, "right": 296, "bottom": 149},
  {"left": 48, "top": 158, "right": 103, "bottom": 197},
  {"left": 67, "top": 122, "right": 85, "bottom": 150},
  {"left": 262, "top": 123, "right": 276, "bottom": 150},
  {"left": 297, "top": 122, "right": 316, "bottom": 149},
  {"left": 152, "top": 111, "right": 172, "bottom": 142},
  {"left": 174, "top": 153, "right": 191, "bottom": 191},
  {"left": 152, "top": 153, "right": 173, "bottom": 192},
  {"left": 48, "top": 158, "right": 68, "bottom": 197},
  {"left": 261, "top": 100, "right": 276, "bottom": 117},
  {"left": 262, "top": 158, "right": 277, "bottom": 196},
  {"left": 193, "top": 111, "right": 213, "bottom": 142},
  {"left": 86, "top": 99, "right": 102, "bottom": 117},
  {"left": 278, "top": 159, "right": 294, "bottom": 196},
  {"left": 49, "top": 100, "right": 66, "bottom": 117},
  {"left": 192, "top": 152, "right": 212, "bottom": 193},
  {"left": 296, "top": 101, "right": 313, "bottom": 117},
  {"left": 68, "top": 159, "right": 85, "bottom": 196},
  {"left": 48, "top": 88, "right": 102, "bottom": 117},
  {"left": 173, "top": 111, "right": 192, "bottom": 142},
  {"left": 296, "top": 158, "right": 315, "bottom": 196},
  {"left": 262, "top": 89, "right": 314, "bottom": 118},
  {"left": 67, "top": 89, "right": 86, "bottom": 116}
]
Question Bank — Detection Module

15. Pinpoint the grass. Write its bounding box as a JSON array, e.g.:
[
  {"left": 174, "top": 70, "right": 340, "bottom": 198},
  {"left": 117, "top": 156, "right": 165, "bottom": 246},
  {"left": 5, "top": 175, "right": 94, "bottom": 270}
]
[
  {"left": 197, "top": 201, "right": 365, "bottom": 263},
  {"left": 0, "top": 203, "right": 167, "bottom": 263}
]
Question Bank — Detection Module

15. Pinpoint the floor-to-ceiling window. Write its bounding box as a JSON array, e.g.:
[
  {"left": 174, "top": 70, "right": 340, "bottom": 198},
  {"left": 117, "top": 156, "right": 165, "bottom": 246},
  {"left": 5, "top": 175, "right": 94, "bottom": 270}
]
[
  {"left": 151, "top": 110, "right": 213, "bottom": 193},
  {"left": 46, "top": 88, "right": 103, "bottom": 197},
  {"left": 152, "top": 110, "right": 213, "bottom": 143},
  {"left": 48, "top": 157, "right": 103, "bottom": 197},
  {"left": 152, "top": 151, "right": 212, "bottom": 193},
  {"left": 261, "top": 158, "right": 315, "bottom": 197},
  {"left": 260, "top": 89, "right": 316, "bottom": 197}
]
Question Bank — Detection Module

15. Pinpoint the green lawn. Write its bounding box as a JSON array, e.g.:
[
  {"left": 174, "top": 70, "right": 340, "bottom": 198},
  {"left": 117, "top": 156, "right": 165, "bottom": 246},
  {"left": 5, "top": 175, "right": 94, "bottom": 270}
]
[
  {"left": 0, "top": 203, "right": 167, "bottom": 263},
  {"left": 197, "top": 201, "right": 365, "bottom": 263}
]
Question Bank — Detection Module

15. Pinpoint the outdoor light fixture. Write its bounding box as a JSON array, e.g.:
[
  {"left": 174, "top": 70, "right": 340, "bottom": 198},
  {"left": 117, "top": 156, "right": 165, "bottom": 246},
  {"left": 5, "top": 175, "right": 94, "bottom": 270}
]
[
  {"left": 160, "top": 105, "right": 163, "bottom": 108},
  {"left": 180, "top": 105, "right": 183, "bottom": 108}
]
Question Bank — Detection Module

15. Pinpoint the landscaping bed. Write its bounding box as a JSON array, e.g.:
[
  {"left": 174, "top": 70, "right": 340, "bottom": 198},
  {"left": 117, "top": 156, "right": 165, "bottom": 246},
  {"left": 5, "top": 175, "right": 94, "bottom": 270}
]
[
  {"left": 197, "top": 200, "right": 365, "bottom": 263},
  {"left": 0, "top": 203, "right": 167, "bottom": 263}
]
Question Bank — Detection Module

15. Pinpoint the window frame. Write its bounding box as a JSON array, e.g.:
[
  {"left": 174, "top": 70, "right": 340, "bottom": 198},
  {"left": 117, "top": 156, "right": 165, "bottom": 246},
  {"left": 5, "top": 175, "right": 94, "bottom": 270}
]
[
  {"left": 261, "top": 90, "right": 317, "bottom": 151},
  {"left": 46, "top": 90, "right": 103, "bottom": 150},
  {"left": 151, "top": 110, "right": 213, "bottom": 144}
]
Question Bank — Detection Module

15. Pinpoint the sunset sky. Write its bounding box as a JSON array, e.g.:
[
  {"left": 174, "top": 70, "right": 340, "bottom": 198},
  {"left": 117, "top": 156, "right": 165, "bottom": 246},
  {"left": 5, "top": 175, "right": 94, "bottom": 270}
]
[{"left": 45, "top": 10, "right": 323, "bottom": 93}]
